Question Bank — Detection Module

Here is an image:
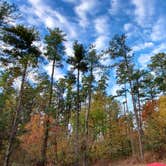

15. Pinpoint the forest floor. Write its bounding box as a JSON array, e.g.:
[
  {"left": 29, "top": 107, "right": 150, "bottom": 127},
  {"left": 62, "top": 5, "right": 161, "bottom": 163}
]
[
  {"left": 94, "top": 159, "right": 166, "bottom": 166},
  {"left": 93, "top": 152, "right": 166, "bottom": 166},
  {"left": 93, "top": 159, "right": 146, "bottom": 166}
]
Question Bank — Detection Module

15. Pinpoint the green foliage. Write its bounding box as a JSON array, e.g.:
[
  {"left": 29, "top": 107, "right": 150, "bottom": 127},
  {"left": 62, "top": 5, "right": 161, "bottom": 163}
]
[
  {"left": 44, "top": 28, "right": 66, "bottom": 66},
  {"left": 2, "top": 25, "right": 41, "bottom": 69},
  {"left": 142, "top": 72, "right": 158, "bottom": 100},
  {"left": 67, "top": 41, "right": 88, "bottom": 72},
  {"left": 148, "top": 53, "right": 166, "bottom": 94},
  {"left": 0, "top": 0, "right": 17, "bottom": 26}
]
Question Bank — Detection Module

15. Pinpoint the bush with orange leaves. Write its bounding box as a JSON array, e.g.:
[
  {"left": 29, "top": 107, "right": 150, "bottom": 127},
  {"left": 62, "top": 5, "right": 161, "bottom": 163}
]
[
  {"left": 19, "top": 113, "right": 76, "bottom": 165},
  {"left": 144, "top": 96, "right": 166, "bottom": 158},
  {"left": 142, "top": 100, "right": 158, "bottom": 122}
]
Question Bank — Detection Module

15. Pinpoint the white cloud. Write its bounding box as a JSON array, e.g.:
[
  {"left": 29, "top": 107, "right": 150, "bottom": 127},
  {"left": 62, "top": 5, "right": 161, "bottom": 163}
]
[
  {"left": 23, "top": 0, "right": 78, "bottom": 39},
  {"left": 138, "top": 53, "right": 152, "bottom": 68},
  {"left": 138, "top": 43, "right": 166, "bottom": 68},
  {"left": 152, "top": 43, "right": 166, "bottom": 54},
  {"left": 123, "top": 23, "right": 142, "bottom": 39},
  {"left": 132, "top": 42, "right": 154, "bottom": 52},
  {"left": 151, "top": 17, "right": 166, "bottom": 41},
  {"left": 94, "top": 16, "right": 109, "bottom": 34},
  {"left": 124, "top": 23, "right": 133, "bottom": 32},
  {"left": 100, "top": 53, "right": 112, "bottom": 66},
  {"left": 67, "top": 64, "right": 73, "bottom": 71},
  {"left": 64, "top": 41, "right": 74, "bottom": 57},
  {"left": 13, "top": 78, "right": 22, "bottom": 91},
  {"left": 93, "top": 15, "right": 110, "bottom": 51},
  {"left": 132, "top": 0, "right": 154, "bottom": 27},
  {"left": 94, "top": 35, "right": 109, "bottom": 50},
  {"left": 44, "top": 63, "right": 64, "bottom": 80},
  {"left": 93, "top": 68, "right": 101, "bottom": 81},
  {"left": 74, "top": 0, "right": 98, "bottom": 27},
  {"left": 110, "top": 84, "right": 121, "bottom": 96},
  {"left": 33, "top": 41, "right": 46, "bottom": 53},
  {"left": 27, "top": 70, "right": 38, "bottom": 84},
  {"left": 109, "top": 0, "right": 121, "bottom": 15},
  {"left": 44, "top": 17, "right": 55, "bottom": 28}
]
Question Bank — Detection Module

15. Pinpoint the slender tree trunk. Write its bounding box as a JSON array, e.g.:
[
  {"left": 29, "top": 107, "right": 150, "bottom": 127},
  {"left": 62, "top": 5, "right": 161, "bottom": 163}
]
[
  {"left": 77, "top": 69, "right": 80, "bottom": 134},
  {"left": 123, "top": 55, "right": 144, "bottom": 161},
  {"left": 41, "top": 59, "right": 56, "bottom": 166},
  {"left": 4, "top": 63, "right": 28, "bottom": 166},
  {"left": 66, "top": 106, "right": 71, "bottom": 134},
  {"left": 160, "top": 63, "right": 166, "bottom": 95},
  {"left": 124, "top": 85, "right": 135, "bottom": 156},
  {"left": 41, "top": 117, "right": 49, "bottom": 166},
  {"left": 150, "top": 88, "right": 154, "bottom": 101},
  {"left": 85, "top": 67, "right": 92, "bottom": 138},
  {"left": 75, "top": 69, "right": 80, "bottom": 165},
  {"left": 83, "top": 67, "right": 93, "bottom": 166},
  {"left": 136, "top": 80, "right": 143, "bottom": 136},
  {"left": 130, "top": 84, "right": 144, "bottom": 161}
]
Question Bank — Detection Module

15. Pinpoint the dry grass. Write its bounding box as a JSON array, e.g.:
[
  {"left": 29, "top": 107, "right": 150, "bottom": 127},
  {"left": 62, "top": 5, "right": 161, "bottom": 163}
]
[{"left": 93, "top": 152, "right": 166, "bottom": 166}]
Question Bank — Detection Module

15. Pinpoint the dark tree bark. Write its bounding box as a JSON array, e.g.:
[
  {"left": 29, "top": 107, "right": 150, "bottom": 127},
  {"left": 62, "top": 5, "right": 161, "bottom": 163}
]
[
  {"left": 83, "top": 65, "right": 93, "bottom": 166},
  {"left": 41, "top": 58, "right": 56, "bottom": 166},
  {"left": 124, "top": 84, "right": 135, "bottom": 157},
  {"left": 4, "top": 62, "right": 28, "bottom": 166},
  {"left": 124, "top": 54, "right": 144, "bottom": 161},
  {"left": 75, "top": 68, "right": 80, "bottom": 165}
]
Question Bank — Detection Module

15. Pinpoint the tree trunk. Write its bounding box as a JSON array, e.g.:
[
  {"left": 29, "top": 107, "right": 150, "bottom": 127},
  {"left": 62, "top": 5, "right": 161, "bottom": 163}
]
[
  {"left": 41, "top": 117, "right": 49, "bottom": 166},
  {"left": 75, "top": 69, "right": 80, "bottom": 165},
  {"left": 130, "top": 84, "right": 144, "bottom": 161},
  {"left": 123, "top": 54, "right": 144, "bottom": 161},
  {"left": 136, "top": 79, "right": 143, "bottom": 136},
  {"left": 124, "top": 84, "right": 135, "bottom": 157},
  {"left": 83, "top": 66, "right": 93, "bottom": 166},
  {"left": 85, "top": 66, "right": 92, "bottom": 138},
  {"left": 41, "top": 59, "right": 56, "bottom": 166},
  {"left": 4, "top": 63, "right": 28, "bottom": 166}
]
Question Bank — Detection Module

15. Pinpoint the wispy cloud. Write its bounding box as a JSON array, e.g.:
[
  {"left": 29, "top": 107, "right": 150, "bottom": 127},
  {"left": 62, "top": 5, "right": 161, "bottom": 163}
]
[
  {"left": 94, "top": 15, "right": 109, "bottom": 34},
  {"left": 123, "top": 23, "right": 141, "bottom": 39},
  {"left": 110, "top": 84, "right": 121, "bottom": 96},
  {"left": 152, "top": 43, "right": 166, "bottom": 54},
  {"left": 21, "top": 0, "right": 78, "bottom": 39},
  {"left": 93, "top": 15, "right": 110, "bottom": 50},
  {"left": 138, "top": 43, "right": 166, "bottom": 68},
  {"left": 74, "top": 0, "right": 99, "bottom": 27},
  {"left": 64, "top": 41, "right": 74, "bottom": 57},
  {"left": 138, "top": 53, "right": 152, "bottom": 68},
  {"left": 124, "top": 23, "right": 134, "bottom": 32},
  {"left": 44, "top": 63, "right": 64, "bottom": 80},
  {"left": 132, "top": 0, "right": 154, "bottom": 27},
  {"left": 94, "top": 35, "right": 109, "bottom": 50},
  {"left": 15, "top": 0, "right": 166, "bottom": 86},
  {"left": 132, "top": 42, "right": 154, "bottom": 52},
  {"left": 151, "top": 17, "right": 166, "bottom": 41},
  {"left": 109, "top": 0, "right": 123, "bottom": 15}
]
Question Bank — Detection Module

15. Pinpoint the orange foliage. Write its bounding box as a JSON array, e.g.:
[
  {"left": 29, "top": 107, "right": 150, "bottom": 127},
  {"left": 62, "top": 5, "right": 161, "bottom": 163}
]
[
  {"left": 19, "top": 113, "right": 68, "bottom": 163},
  {"left": 19, "top": 114, "right": 44, "bottom": 159},
  {"left": 19, "top": 114, "right": 59, "bottom": 160},
  {"left": 142, "top": 100, "right": 157, "bottom": 121}
]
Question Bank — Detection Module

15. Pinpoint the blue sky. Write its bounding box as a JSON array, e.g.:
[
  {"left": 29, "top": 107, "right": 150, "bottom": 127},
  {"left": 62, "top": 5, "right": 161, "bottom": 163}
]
[{"left": 7, "top": 0, "right": 166, "bottom": 96}]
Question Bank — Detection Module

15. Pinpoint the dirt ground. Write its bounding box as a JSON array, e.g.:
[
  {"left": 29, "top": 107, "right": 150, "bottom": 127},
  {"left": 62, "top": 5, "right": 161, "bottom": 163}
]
[
  {"left": 93, "top": 159, "right": 146, "bottom": 166},
  {"left": 93, "top": 152, "right": 166, "bottom": 166},
  {"left": 93, "top": 159, "right": 166, "bottom": 166}
]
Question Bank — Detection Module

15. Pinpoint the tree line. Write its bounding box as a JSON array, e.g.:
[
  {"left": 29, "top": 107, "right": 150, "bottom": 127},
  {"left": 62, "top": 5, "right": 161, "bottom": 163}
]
[{"left": 0, "top": 1, "right": 166, "bottom": 166}]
